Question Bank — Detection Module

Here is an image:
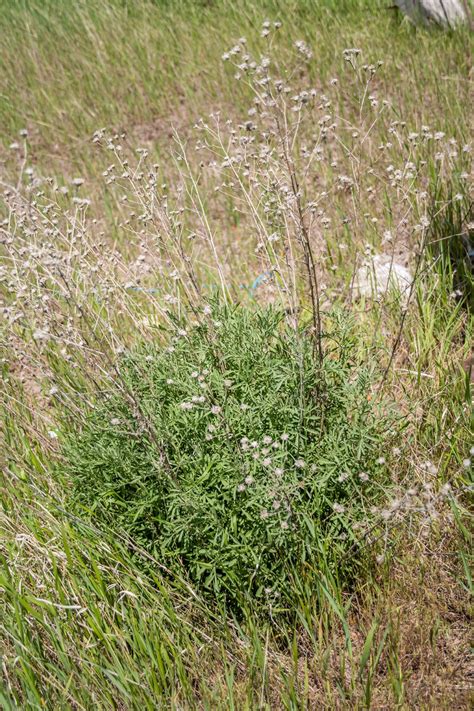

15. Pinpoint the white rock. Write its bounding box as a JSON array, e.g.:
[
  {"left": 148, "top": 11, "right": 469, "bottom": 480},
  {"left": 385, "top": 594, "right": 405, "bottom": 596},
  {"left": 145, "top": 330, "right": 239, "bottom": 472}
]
[
  {"left": 395, "top": 0, "right": 468, "bottom": 27},
  {"left": 353, "top": 255, "right": 413, "bottom": 303}
]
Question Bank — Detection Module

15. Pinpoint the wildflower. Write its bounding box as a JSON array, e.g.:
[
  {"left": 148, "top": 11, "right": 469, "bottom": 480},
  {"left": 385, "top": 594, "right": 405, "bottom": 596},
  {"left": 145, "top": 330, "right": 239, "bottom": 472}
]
[
  {"left": 295, "top": 459, "right": 306, "bottom": 469},
  {"left": 272, "top": 500, "right": 281, "bottom": 510},
  {"left": 463, "top": 458, "right": 471, "bottom": 468},
  {"left": 19, "top": 128, "right": 28, "bottom": 137},
  {"left": 180, "top": 401, "right": 193, "bottom": 410},
  {"left": 274, "top": 467, "right": 284, "bottom": 477},
  {"left": 262, "top": 457, "right": 272, "bottom": 467},
  {"left": 166, "top": 379, "right": 174, "bottom": 385},
  {"left": 294, "top": 40, "right": 312, "bottom": 60},
  {"left": 110, "top": 418, "right": 121, "bottom": 425},
  {"left": 260, "top": 509, "right": 269, "bottom": 520},
  {"left": 245, "top": 475, "right": 254, "bottom": 486},
  {"left": 205, "top": 433, "right": 213, "bottom": 441},
  {"left": 251, "top": 441, "right": 259, "bottom": 448},
  {"left": 72, "top": 177, "right": 85, "bottom": 186},
  {"left": 376, "top": 457, "right": 385, "bottom": 465},
  {"left": 392, "top": 447, "right": 401, "bottom": 456},
  {"left": 48, "top": 386, "right": 58, "bottom": 396},
  {"left": 210, "top": 405, "right": 221, "bottom": 415},
  {"left": 338, "top": 472, "right": 349, "bottom": 483},
  {"left": 237, "top": 483, "right": 246, "bottom": 492},
  {"left": 224, "top": 379, "right": 233, "bottom": 388},
  {"left": 262, "top": 435, "right": 272, "bottom": 445},
  {"left": 33, "top": 329, "right": 49, "bottom": 341},
  {"left": 48, "top": 430, "right": 58, "bottom": 439},
  {"left": 333, "top": 503, "right": 345, "bottom": 514},
  {"left": 191, "top": 371, "right": 199, "bottom": 378},
  {"left": 240, "top": 403, "right": 250, "bottom": 411},
  {"left": 281, "top": 433, "right": 289, "bottom": 441},
  {"left": 359, "top": 472, "right": 369, "bottom": 482},
  {"left": 208, "top": 425, "right": 216, "bottom": 433},
  {"left": 470, "top": 446, "right": 474, "bottom": 456},
  {"left": 440, "top": 483, "right": 451, "bottom": 497},
  {"left": 280, "top": 520, "right": 289, "bottom": 530}
]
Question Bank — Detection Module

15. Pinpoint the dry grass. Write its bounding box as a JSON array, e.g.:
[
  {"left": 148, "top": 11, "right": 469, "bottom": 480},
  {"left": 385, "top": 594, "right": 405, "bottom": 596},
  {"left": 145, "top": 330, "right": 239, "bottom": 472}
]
[{"left": 1, "top": 1, "right": 472, "bottom": 708}]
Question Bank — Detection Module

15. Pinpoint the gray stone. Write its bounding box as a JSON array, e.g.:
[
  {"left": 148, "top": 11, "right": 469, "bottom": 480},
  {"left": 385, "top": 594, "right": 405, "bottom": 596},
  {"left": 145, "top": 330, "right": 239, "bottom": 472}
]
[
  {"left": 395, "top": 0, "right": 468, "bottom": 27},
  {"left": 353, "top": 254, "right": 413, "bottom": 303}
]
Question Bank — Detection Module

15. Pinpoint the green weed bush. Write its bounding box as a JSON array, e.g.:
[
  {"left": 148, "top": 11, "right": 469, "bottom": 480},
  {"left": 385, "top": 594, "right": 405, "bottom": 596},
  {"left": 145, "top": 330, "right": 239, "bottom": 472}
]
[{"left": 64, "top": 306, "right": 395, "bottom": 611}]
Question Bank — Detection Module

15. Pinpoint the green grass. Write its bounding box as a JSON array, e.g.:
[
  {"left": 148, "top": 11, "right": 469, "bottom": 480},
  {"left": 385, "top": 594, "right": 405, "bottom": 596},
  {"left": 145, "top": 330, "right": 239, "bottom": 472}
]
[
  {"left": 1, "top": 0, "right": 473, "bottom": 708},
  {"left": 1, "top": 0, "right": 471, "bottom": 171}
]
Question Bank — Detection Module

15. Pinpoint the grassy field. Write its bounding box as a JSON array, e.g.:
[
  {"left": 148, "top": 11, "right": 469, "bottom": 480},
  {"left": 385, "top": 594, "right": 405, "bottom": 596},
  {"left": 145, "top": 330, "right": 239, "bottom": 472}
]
[{"left": 1, "top": 1, "right": 473, "bottom": 709}]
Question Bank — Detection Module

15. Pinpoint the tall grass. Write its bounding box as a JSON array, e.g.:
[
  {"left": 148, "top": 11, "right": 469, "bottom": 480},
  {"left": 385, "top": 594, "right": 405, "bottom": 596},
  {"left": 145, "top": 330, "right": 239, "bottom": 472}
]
[{"left": 1, "top": 1, "right": 472, "bottom": 708}]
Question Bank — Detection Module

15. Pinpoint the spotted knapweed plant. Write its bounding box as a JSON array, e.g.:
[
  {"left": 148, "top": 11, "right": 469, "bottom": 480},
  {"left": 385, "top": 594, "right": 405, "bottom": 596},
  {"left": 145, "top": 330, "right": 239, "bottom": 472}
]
[{"left": 61, "top": 304, "right": 398, "bottom": 613}]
